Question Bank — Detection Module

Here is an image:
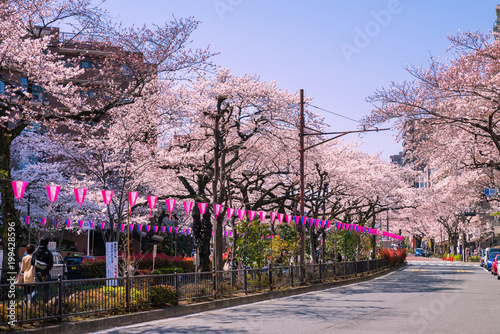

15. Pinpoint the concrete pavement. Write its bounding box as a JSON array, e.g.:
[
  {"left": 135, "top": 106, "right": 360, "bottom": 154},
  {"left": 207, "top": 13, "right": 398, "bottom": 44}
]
[{"left": 92, "top": 259, "right": 499, "bottom": 334}]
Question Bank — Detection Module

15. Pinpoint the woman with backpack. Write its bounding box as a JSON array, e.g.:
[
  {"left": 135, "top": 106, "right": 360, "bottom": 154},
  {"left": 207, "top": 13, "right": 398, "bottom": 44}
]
[{"left": 31, "top": 237, "right": 53, "bottom": 303}]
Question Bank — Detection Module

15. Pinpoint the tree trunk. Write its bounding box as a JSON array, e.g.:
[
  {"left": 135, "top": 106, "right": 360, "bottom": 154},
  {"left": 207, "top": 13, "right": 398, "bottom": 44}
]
[
  {"left": 193, "top": 206, "right": 212, "bottom": 272},
  {"left": 309, "top": 224, "right": 317, "bottom": 264},
  {"left": 1, "top": 132, "right": 21, "bottom": 284}
]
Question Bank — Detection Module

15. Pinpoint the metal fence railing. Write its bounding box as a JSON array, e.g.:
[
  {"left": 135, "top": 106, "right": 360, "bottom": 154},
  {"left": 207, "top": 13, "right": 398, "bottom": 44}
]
[{"left": 0, "top": 258, "right": 388, "bottom": 326}]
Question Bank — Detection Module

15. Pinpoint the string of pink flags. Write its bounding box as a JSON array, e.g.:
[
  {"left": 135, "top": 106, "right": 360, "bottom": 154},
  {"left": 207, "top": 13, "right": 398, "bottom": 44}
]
[{"left": 11, "top": 181, "right": 403, "bottom": 241}]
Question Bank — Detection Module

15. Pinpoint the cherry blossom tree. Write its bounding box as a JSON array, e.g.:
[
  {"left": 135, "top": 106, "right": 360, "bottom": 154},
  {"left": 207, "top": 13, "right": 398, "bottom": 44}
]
[{"left": 1, "top": 0, "right": 213, "bottom": 282}]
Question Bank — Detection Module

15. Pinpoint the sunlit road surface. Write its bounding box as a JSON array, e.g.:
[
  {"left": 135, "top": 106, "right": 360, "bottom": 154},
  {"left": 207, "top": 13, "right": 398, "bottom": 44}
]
[{"left": 94, "top": 259, "right": 499, "bottom": 334}]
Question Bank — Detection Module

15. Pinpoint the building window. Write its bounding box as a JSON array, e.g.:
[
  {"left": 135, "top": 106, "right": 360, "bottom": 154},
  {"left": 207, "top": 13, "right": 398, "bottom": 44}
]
[{"left": 81, "top": 61, "right": 95, "bottom": 69}]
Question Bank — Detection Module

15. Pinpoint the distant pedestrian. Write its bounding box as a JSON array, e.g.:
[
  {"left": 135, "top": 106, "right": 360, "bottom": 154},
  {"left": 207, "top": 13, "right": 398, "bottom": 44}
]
[
  {"left": 64, "top": 253, "right": 71, "bottom": 264},
  {"left": 31, "top": 237, "right": 53, "bottom": 303},
  {"left": 21, "top": 244, "right": 35, "bottom": 306}
]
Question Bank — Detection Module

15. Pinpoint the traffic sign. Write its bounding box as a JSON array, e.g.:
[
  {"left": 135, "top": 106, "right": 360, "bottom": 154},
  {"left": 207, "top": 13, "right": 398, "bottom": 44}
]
[{"left": 485, "top": 188, "right": 497, "bottom": 196}]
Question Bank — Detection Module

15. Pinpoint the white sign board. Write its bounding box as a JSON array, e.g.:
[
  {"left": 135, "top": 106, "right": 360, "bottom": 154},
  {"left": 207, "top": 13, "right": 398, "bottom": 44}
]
[
  {"left": 81, "top": 221, "right": 94, "bottom": 230},
  {"left": 48, "top": 241, "right": 57, "bottom": 251},
  {"left": 106, "top": 242, "right": 118, "bottom": 286},
  {"left": 485, "top": 188, "right": 498, "bottom": 197}
]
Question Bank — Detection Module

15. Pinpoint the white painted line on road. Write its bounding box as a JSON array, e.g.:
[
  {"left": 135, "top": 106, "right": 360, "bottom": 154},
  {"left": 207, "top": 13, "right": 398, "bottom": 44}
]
[{"left": 93, "top": 267, "right": 407, "bottom": 334}]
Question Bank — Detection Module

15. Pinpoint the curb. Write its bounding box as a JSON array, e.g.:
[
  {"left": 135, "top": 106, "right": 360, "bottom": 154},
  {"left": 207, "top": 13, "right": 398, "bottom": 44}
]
[{"left": 14, "top": 264, "right": 405, "bottom": 334}]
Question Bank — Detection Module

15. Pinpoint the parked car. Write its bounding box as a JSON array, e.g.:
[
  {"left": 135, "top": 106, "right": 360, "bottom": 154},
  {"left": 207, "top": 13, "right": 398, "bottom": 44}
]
[
  {"left": 487, "top": 252, "right": 500, "bottom": 271},
  {"left": 50, "top": 251, "right": 67, "bottom": 280},
  {"left": 65, "top": 255, "right": 95, "bottom": 279},
  {"left": 491, "top": 254, "right": 500, "bottom": 276},
  {"left": 415, "top": 248, "right": 425, "bottom": 257},
  {"left": 483, "top": 248, "right": 500, "bottom": 269}
]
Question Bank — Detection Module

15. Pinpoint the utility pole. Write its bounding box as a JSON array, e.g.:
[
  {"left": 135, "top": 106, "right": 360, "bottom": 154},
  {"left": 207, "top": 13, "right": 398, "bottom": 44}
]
[
  {"left": 297, "top": 89, "right": 389, "bottom": 273},
  {"left": 299, "top": 89, "right": 306, "bottom": 268}
]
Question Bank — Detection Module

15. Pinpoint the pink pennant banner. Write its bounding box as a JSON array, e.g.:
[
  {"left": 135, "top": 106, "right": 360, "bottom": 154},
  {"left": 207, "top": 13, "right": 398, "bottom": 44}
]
[
  {"left": 74, "top": 188, "right": 87, "bottom": 212},
  {"left": 40, "top": 218, "right": 46, "bottom": 229},
  {"left": 166, "top": 199, "right": 176, "bottom": 220},
  {"left": 198, "top": 202, "right": 208, "bottom": 215},
  {"left": 259, "top": 211, "right": 266, "bottom": 224},
  {"left": 161, "top": 226, "right": 166, "bottom": 233},
  {"left": 183, "top": 201, "right": 194, "bottom": 215},
  {"left": 46, "top": 185, "right": 61, "bottom": 212},
  {"left": 66, "top": 220, "right": 71, "bottom": 229},
  {"left": 248, "top": 210, "right": 257, "bottom": 221},
  {"left": 146, "top": 225, "right": 151, "bottom": 232},
  {"left": 226, "top": 208, "right": 235, "bottom": 220},
  {"left": 309, "top": 218, "right": 315, "bottom": 227},
  {"left": 175, "top": 227, "right": 179, "bottom": 234},
  {"left": 128, "top": 192, "right": 139, "bottom": 216},
  {"left": 285, "top": 215, "right": 293, "bottom": 225},
  {"left": 154, "top": 226, "right": 159, "bottom": 233},
  {"left": 120, "top": 224, "right": 125, "bottom": 231},
  {"left": 168, "top": 226, "right": 172, "bottom": 233},
  {"left": 129, "top": 224, "right": 134, "bottom": 232},
  {"left": 12, "top": 181, "right": 27, "bottom": 211},
  {"left": 137, "top": 224, "right": 142, "bottom": 231},
  {"left": 101, "top": 222, "right": 106, "bottom": 229},
  {"left": 47, "top": 185, "right": 61, "bottom": 202},
  {"left": 25, "top": 216, "right": 30, "bottom": 225},
  {"left": 277, "top": 213, "right": 284, "bottom": 224},
  {"left": 270, "top": 212, "right": 278, "bottom": 223},
  {"left": 53, "top": 219, "right": 58, "bottom": 228},
  {"left": 301, "top": 216, "right": 308, "bottom": 226},
  {"left": 12, "top": 181, "right": 27, "bottom": 199},
  {"left": 213, "top": 204, "right": 223, "bottom": 217},
  {"left": 237, "top": 209, "right": 246, "bottom": 220},
  {"left": 102, "top": 190, "right": 114, "bottom": 205},
  {"left": 182, "top": 228, "right": 186, "bottom": 234},
  {"left": 90, "top": 221, "right": 94, "bottom": 229},
  {"left": 79, "top": 220, "right": 83, "bottom": 229},
  {"left": 147, "top": 196, "right": 158, "bottom": 217}
]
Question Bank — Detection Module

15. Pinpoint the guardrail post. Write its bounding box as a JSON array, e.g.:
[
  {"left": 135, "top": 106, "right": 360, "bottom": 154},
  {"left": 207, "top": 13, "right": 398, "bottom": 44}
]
[
  {"left": 244, "top": 267, "right": 248, "bottom": 294},
  {"left": 355, "top": 261, "right": 358, "bottom": 277},
  {"left": 269, "top": 264, "right": 273, "bottom": 291},
  {"left": 174, "top": 269, "right": 179, "bottom": 303},
  {"left": 302, "top": 265, "right": 306, "bottom": 284},
  {"left": 290, "top": 266, "right": 294, "bottom": 287},
  {"left": 212, "top": 268, "right": 217, "bottom": 299},
  {"left": 319, "top": 262, "right": 323, "bottom": 282},
  {"left": 58, "top": 274, "right": 63, "bottom": 322},
  {"left": 125, "top": 271, "right": 130, "bottom": 312}
]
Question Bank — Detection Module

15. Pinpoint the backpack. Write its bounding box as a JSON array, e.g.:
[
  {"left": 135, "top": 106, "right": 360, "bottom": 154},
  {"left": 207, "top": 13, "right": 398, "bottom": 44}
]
[{"left": 33, "top": 248, "right": 52, "bottom": 273}]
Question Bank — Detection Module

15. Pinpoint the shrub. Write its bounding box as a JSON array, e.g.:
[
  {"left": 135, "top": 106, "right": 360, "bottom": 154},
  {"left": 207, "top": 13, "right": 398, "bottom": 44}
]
[
  {"left": 453, "top": 254, "right": 462, "bottom": 261},
  {"left": 80, "top": 259, "right": 106, "bottom": 279},
  {"left": 133, "top": 253, "right": 194, "bottom": 272},
  {"left": 149, "top": 285, "right": 177, "bottom": 306},
  {"left": 152, "top": 267, "right": 184, "bottom": 275},
  {"left": 379, "top": 248, "right": 406, "bottom": 266}
]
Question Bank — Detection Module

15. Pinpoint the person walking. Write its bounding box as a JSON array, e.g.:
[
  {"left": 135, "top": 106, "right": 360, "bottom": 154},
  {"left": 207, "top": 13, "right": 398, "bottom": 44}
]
[
  {"left": 31, "top": 237, "right": 53, "bottom": 304},
  {"left": 20, "top": 244, "right": 35, "bottom": 306}
]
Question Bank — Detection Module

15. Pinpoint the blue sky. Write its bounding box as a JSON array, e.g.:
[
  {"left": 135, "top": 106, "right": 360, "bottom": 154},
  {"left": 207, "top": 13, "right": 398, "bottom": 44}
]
[{"left": 100, "top": 0, "right": 500, "bottom": 160}]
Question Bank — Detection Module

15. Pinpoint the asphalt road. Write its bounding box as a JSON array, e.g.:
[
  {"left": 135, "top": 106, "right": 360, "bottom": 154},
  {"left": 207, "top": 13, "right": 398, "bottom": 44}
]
[{"left": 94, "top": 259, "right": 500, "bottom": 334}]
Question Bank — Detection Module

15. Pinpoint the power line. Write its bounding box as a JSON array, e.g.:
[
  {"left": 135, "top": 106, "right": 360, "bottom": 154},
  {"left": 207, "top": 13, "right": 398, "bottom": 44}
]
[{"left": 307, "top": 103, "right": 361, "bottom": 124}]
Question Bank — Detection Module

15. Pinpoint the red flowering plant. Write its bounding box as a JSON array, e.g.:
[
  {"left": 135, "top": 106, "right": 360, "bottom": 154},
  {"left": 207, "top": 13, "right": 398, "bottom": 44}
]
[{"left": 379, "top": 248, "right": 406, "bottom": 266}]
